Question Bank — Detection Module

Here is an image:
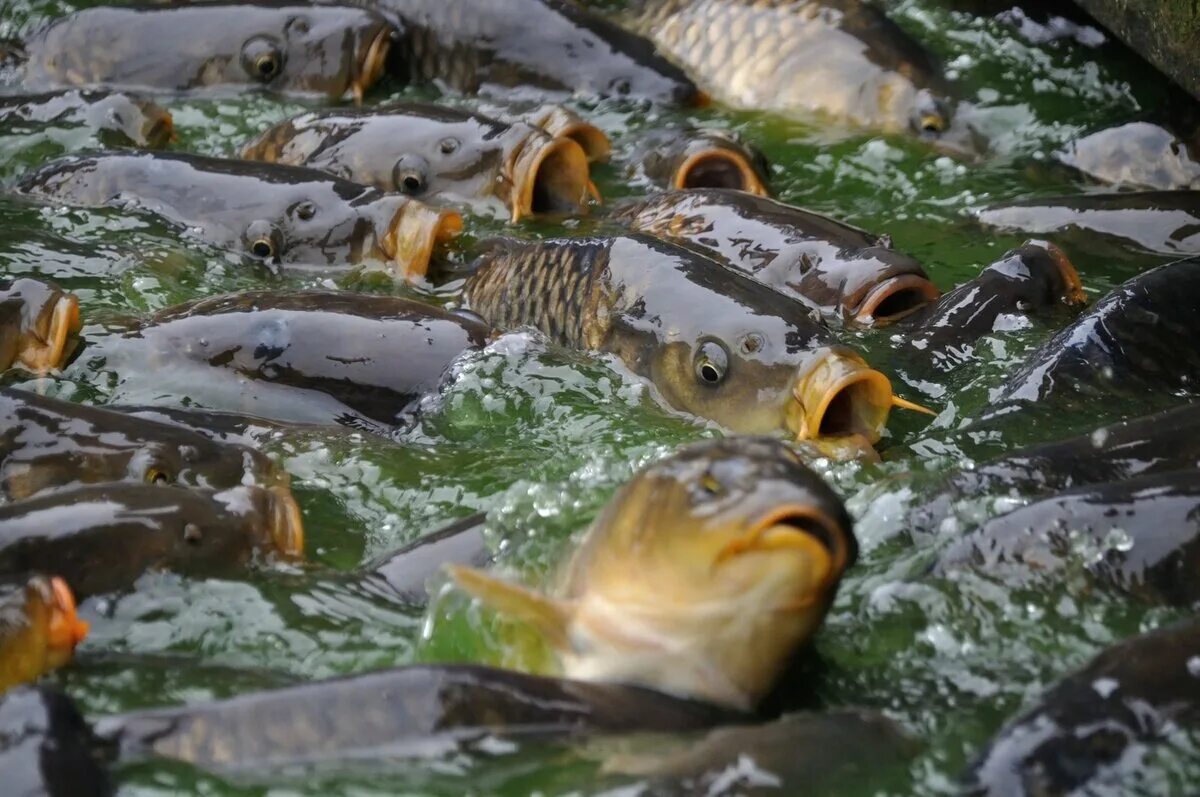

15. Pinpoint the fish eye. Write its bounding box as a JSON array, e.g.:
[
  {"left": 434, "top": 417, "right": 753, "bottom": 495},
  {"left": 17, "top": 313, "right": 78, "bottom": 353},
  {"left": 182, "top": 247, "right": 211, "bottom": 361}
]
[
  {"left": 242, "top": 36, "right": 285, "bottom": 83},
  {"left": 393, "top": 154, "right": 430, "bottom": 195},
  {"left": 145, "top": 467, "right": 171, "bottom": 485},
  {"left": 438, "top": 137, "right": 460, "bottom": 155},
  {"left": 693, "top": 340, "right": 729, "bottom": 386}
]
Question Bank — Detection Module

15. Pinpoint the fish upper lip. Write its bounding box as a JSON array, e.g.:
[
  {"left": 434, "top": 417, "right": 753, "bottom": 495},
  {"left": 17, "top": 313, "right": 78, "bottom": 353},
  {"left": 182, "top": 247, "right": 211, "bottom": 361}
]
[
  {"left": 853, "top": 274, "right": 941, "bottom": 324},
  {"left": 383, "top": 199, "right": 463, "bottom": 281},
  {"left": 18, "top": 293, "right": 80, "bottom": 374},
  {"left": 672, "top": 148, "right": 768, "bottom": 196},
  {"left": 715, "top": 503, "right": 848, "bottom": 580},
  {"left": 268, "top": 485, "right": 305, "bottom": 559},
  {"left": 530, "top": 107, "right": 612, "bottom": 163},
  {"left": 45, "top": 576, "right": 89, "bottom": 661},
  {"left": 508, "top": 133, "right": 592, "bottom": 222},
  {"left": 351, "top": 24, "right": 392, "bottom": 105},
  {"left": 788, "top": 349, "right": 893, "bottom": 447}
]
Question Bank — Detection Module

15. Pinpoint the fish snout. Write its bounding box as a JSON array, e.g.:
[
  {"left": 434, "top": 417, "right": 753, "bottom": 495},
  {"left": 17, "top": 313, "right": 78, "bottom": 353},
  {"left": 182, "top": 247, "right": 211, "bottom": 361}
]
[
  {"left": 854, "top": 273, "right": 941, "bottom": 324},
  {"left": 528, "top": 106, "right": 612, "bottom": 163},
  {"left": 509, "top": 133, "right": 592, "bottom": 222},
  {"left": 672, "top": 145, "right": 768, "bottom": 196},
  {"left": 18, "top": 292, "right": 81, "bottom": 373},
  {"left": 266, "top": 485, "right": 305, "bottom": 559},
  {"left": 351, "top": 24, "right": 393, "bottom": 105},
  {"left": 713, "top": 504, "right": 850, "bottom": 593},
  {"left": 44, "top": 576, "right": 88, "bottom": 667},
  {"left": 383, "top": 199, "right": 463, "bottom": 281}
]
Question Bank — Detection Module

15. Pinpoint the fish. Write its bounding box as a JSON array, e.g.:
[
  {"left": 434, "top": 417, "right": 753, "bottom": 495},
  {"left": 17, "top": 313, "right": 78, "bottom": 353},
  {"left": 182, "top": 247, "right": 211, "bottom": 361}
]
[
  {"left": 0, "top": 686, "right": 111, "bottom": 796},
  {"left": 976, "top": 191, "right": 1200, "bottom": 257},
  {"left": 895, "top": 240, "right": 1084, "bottom": 376},
  {"left": 1055, "top": 122, "right": 1200, "bottom": 190},
  {"left": 0, "top": 278, "right": 81, "bottom": 375},
  {"left": 0, "top": 575, "right": 88, "bottom": 692},
  {"left": 990, "top": 255, "right": 1200, "bottom": 410},
  {"left": 935, "top": 469, "right": 1200, "bottom": 605},
  {"left": 0, "top": 482, "right": 304, "bottom": 599},
  {"left": 612, "top": 190, "right": 938, "bottom": 325},
  {"left": 625, "top": 0, "right": 971, "bottom": 147},
  {"left": 361, "top": 512, "right": 491, "bottom": 603},
  {"left": 15, "top": 151, "right": 462, "bottom": 279},
  {"left": 242, "top": 103, "right": 592, "bottom": 222},
  {"left": 96, "top": 290, "right": 492, "bottom": 428},
  {"left": 511, "top": 103, "right": 613, "bottom": 163},
  {"left": 0, "top": 89, "right": 174, "bottom": 148},
  {"left": 17, "top": 2, "right": 395, "bottom": 103},
  {"left": 94, "top": 663, "right": 737, "bottom": 772},
  {"left": 374, "top": 0, "right": 704, "bottom": 105},
  {"left": 464, "top": 234, "right": 932, "bottom": 451},
  {"left": 0, "top": 388, "right": 288, "bottom": 501},
  {"left": 964, "top": 616, "right": 1200, "bottom": 796},
  {"left": 622, "top": 126, "right": 770, "bottom": 195},
  {"left": 449, "top": 437, "right": 857, "bottom": 710}
]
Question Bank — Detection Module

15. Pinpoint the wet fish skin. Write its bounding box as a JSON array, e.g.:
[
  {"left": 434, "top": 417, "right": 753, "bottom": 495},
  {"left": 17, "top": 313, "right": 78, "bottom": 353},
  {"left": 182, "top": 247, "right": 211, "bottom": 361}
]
[
  {"left": 0, "top": 482, "right": 303, "bottom": 600},
  {"left": 0, "top": 575, "right": 87, "bottom": 692},
  {"left": 378, "top": 0, "right": 703, "bottom": 104},
  {"left": 243, "top": 103, "right": 591, "bottom": 222},
  {"left": 964, "top": 616, "right": 1200, "bottom": 796},
  {"left": 95, "top": 663, "right": 739, "bottom": 772},
  {"left": 0, "top": 89, "right": 174, "bottom": 148},
  {"left": 362, "top": 512, "right": 491, "bottom": 602},
  {"left": 0, "top": 388, "right": 286, "bottom": 501},
  {"left": 14, "top": 151, "right": 460, "bottom": 278},
  {"left": 105, "top": 290, "right": 491, "bottom": 428},
  {"left": 18, "top": 2, "right": 395, "bottom": 101},
  {"left": 1055, "top": 122, "right": 1200, "bottom": 190},
  {"left": 0, "top": 277, "right": 81, "bottom": 375},
  {"left": 936, "top": 469, "right": 1200, "bottom": 605},
  {"left": 613, "top": 189, "right": 936, "bottom": 324},
  {"left": 0, "top": 686, "right": 111, "bottom": 797}
]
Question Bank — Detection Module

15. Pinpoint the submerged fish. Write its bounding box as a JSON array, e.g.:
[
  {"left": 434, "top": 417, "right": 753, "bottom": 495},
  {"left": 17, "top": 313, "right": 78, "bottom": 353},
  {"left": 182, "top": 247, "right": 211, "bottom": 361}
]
[
  {"left": 0, "top": 576, "right": 88, "bottom": 692},
  {"left": 0, "top": 483, "right": 304, "bottom": 599},
  {"left": 0, "top": 89, "right": 173, "bottom": 148},
  {"left": 0, "top": 388, "right": 287, "bottom": 501},
  {"left": 623, "top": 126, "right": 770, "bottom": 195},
  {"left": 376, "top": 0, "right": 703, "bottom": 104},
  {"left": 613, "top": 190, "right": 938, "bottom": 324},
  {"left": 17, "top": 2, "right": 394, "bottom": 102},
  {"left": 976, "top": 191, "right": 1200, "bottom": 256},
  {"left": 0, "top": 686, "right": 111, "bottom": 796},
  {"left": 100, "top": 290, "right": 491, "bottom": 428},
  {"left": 626, "top": 0, "right": 966, "bottom": 144},
  {"left": 1055, "top": 122, "right": 1200, "bottom": 190},
  {"left": 242, "top": 103, "right": 592, "bottom": 222},
  {"left": 0, "top": 278, "right": 81, "bottom": 375},
  {"left": 96, "top": 663, "right": 736, "bottom": 772},
  {"left": 965, "top": 617, "right": 1200, "bottom": 796},
  {"left": 464, "top": 233, "right": 931, "bottom": 451},
  {"left": 451, "top": 437, "right": 857, "bottom": 710},
  {"left": 15, "top": 151, "right": 462, "bottom": 279}
]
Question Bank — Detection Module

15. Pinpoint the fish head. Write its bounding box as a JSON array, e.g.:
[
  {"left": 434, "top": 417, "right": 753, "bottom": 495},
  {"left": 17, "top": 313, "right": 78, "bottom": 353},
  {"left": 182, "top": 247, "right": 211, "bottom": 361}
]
[
  {"left": 980, "top": 240, "right": 1086, "bottom": 309},
  {"left": 0, "top": 278, "right": 81, "bottom": 374},
  {"left": 812, "top": 246, "right": 941, "bottom": 325},
  {"left": 158, "top": 484, "right": 305, "bottom": 567},
  {"left": 910, "top": 89, "right": 987, "bottom": 159}
]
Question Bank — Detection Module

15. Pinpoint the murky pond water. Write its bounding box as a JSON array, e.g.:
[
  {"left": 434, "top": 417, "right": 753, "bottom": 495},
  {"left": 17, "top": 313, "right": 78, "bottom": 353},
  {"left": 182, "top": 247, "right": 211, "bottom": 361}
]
[{"left": 2, "top": 0, "right": 1198, "bottom": 794}]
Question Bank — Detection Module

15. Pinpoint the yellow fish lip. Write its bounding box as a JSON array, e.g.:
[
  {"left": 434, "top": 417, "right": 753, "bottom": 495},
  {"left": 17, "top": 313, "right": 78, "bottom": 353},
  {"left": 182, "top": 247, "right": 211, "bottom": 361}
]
[
  {"left": 509, "top": 133, "right": 593, "bottom": 222},
  {"left": 1036, "top": 239, "right": 1087, "bottom": 306},
  {"left": 18, "top": 293, "right": 81, "bottom": 374},
  {"left": 853, "top": 274, "right": 941, "bottom": 325},
  {"left": 672, "top": 148, "right": 768, "bottom": 196},
  {"left": 267, "top": 484, "right": 306, "bottom": 560},
  {"left": 713, "top": 503, "right": 848, "bottom": 590},
  {"left": 383, "top": 199, "right": 463, "bottom": 281},
  {"left": 529, "top": 106, "right": 612, "bottom": 164},
  {"left": 142, "top": 108, "right": 176, "bottom": 148},
  {"left": 44, "top": 576, "right": 88, "bottom": 668},
  {"left": 351, "top": 25, "right": 393, "bottom": 105}
]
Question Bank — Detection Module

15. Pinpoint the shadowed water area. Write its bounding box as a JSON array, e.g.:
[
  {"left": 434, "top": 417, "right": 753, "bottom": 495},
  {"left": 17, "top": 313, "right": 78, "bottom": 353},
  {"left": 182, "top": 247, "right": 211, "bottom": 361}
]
[{"left": 1, "top": 0, "right": 1198, "bottom": 794}]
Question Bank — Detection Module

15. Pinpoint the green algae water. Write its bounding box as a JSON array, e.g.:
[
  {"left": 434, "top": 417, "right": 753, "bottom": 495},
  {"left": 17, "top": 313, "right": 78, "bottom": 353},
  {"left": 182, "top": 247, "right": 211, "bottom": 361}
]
[{"left": 2, "top": 0, "right": 1199, "bottom": 794}]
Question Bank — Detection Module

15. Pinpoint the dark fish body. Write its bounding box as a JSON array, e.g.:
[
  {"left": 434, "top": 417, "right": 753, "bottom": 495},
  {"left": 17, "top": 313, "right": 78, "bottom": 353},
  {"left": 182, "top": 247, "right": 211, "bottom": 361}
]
[
  {"left": 108, "top": 290, "right": 491, "bottom": 427},
  {"left": 1055, "top": 122, "right": 1200, "bottom": 190},
  {"left": 897, "top": 241, "right": 1084, "bottom": 375},
  {"left": 0, "top": 575, "right": 87, "bottom": 692},
  {"left": 362, "top": 512, "right": 490, "bottom": 602},
  {"left": 628, "top": 0, "right": 954, "bottom": 137},
  {"left": 0, "top": 482, "right": 303, "bottom": 599},
  {"left": 15, "top": 151, "right": 461, "bottom": 278},
  {"left": 0, "top": 277, "right": 81, "bottom": 375},
  {"left": 622, "top": 126, "right": 769, "bottom": 195},
  {"left": 377, "top": 0, "right": 702, "bottom": 104},
  {"left": 964, "top": 617, "right": 1200, "bottom": 796},
  {"left": 0, "top": 388, "right": 285, "bottom": 501},
  {"left": 994, "top": 256, "right": 1200, "bottom": 407},
  {"left": 613, "top": 189, "right": 936, "bottom": 324},
  {"left": 242, "top": 103, "right": 591, "bottom": 222},
  {"left": 977, "top": 191, "right": 1200, "bottom": 256},
  {"left": 18, "top": 2, "right": 394, "bottom": 102},
  {"left": 936, "top": 469, "right": 1200, "bottom": 605},
  {"left": 0, "top": 89, "right": 173, "bottom": 148},
  {"left": 113, "top": 405, "right": 314, "bottom": 448},
  {"left": 0, "top": 687, "right": 111, "bottom": 797},
  {"left": 96, "top": 664, "right": 738, "bottom": 771}
]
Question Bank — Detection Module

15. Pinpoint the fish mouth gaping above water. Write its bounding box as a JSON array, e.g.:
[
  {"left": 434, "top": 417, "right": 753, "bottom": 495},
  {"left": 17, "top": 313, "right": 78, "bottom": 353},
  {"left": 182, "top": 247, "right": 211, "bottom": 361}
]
[
  {"left": 380, "top": 198, "right": 464, "bottom": 279},
  {"left": 508, "top": 133, "right": 592, "bottom": 221},
  {"left": 1, "top": 279, "right": 81, "bottom": 374},
  {"left": 267, "top": 484, "right": 305, "bottom": 560},
  {"left": 352, "top": 25, "right": 393, "bottom": 105}
]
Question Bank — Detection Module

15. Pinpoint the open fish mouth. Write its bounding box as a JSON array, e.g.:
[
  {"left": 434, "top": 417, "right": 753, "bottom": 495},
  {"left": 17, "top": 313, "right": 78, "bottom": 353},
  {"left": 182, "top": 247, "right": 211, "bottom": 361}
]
[
  {"left": 713, "top": 504, "right": 849, "bottom": 596},
  {"left": 351, "top": 25, "right": 393, "bottom": 105},
  {"left": 44, "top": 576, "right": 89, "bottom": 668},
  {"left": 673, "top": 148, "right": 767, "bottom": 196},
  {"left": 267, "top": 485, "right": 306, "bottom": 559},
  {"left": 788, "top": 349, "right": 933, "bottom": 450},
  {"left": 530, "top": 106, "right": 612, "bottom": 163},
  {"left": 854, "top": 274, "right": 941, "bottom": 324},
  {"left": 510, "top": 134, "right": 592, "bottom": 221},
  {"left": 18, "top": 293, "right": 81, "bottom": 373},
  {"left": 383, "top": 200, "right": 463, "bottom": 280}
]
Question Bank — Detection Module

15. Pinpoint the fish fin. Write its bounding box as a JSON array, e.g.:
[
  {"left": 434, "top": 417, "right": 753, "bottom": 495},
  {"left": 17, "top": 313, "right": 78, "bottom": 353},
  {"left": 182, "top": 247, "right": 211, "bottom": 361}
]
[{"left": 446, "top": 565, "right": 572, "bottom": 649}]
